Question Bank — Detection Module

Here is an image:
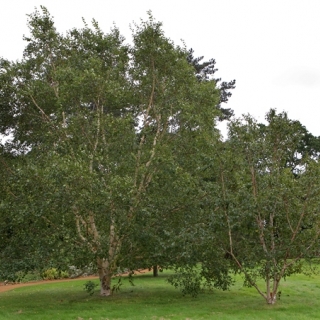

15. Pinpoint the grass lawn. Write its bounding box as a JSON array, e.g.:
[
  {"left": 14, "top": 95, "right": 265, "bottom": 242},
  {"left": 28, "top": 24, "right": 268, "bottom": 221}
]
[{"left": 1, "top": 271, "right": 320, "bottom": 319}]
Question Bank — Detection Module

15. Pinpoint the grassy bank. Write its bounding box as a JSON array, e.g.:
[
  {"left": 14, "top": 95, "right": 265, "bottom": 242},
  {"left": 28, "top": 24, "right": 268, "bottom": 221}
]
[{"left": 0, "top": 271, "right": 320, "bottom": 319}]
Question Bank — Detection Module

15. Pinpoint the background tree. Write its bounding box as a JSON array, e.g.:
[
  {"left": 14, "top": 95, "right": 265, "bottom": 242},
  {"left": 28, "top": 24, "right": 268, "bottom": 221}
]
[
  {"left": 213, "top": 110, "right": 320, "bottom": 304},
  {"left": 187, "top": 48, "right": 236, "bottom": 120}
]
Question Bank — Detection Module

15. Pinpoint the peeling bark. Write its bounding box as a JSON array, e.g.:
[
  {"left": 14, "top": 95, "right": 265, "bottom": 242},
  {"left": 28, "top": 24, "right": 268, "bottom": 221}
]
[
  {"left": 97, "top": 258, "right": 112, "bottom": 296},
  {"left": 266, "top": 292, "right": 277, "bottom": 304},
  {"left": 96, "top": 219, "right": 121, "bottom": 296}
]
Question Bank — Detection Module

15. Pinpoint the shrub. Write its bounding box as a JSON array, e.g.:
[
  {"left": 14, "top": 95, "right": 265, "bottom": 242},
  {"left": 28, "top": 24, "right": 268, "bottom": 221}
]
[
  {"left": 83, "top": 280, "right": 98, "bottom": 295},
  {"left": 167, "top": 268, "right": 202, "bottom": 297},
  {"left": 41, "top": 268, "right": 69, "bottom": 280}
]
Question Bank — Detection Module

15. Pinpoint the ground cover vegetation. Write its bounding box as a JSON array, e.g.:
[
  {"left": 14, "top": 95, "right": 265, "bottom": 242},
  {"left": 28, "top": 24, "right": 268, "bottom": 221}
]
[
  {"left": 1, "top": 6, "right": 320, "bottom": 305},
  {"left": 1, "top": 271, "right": 320, "bottom": 319}
]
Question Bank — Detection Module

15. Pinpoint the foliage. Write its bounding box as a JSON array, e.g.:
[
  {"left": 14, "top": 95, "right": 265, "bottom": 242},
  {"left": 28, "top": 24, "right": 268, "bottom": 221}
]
[
  {"left": 167, "top": 267, "right": 203, "bottom": 297},
  {"left": 83, "top": 280, "right": 98, "bottom": 296},
  {"left": 2, "top": 6, "right": 319, "bottom": 306},
  {"left": 41, "top": 268, "right": 69, "bottom": 280},
  {"left": 0, "top": 6, "right": 224, "bottom": 296},
  {"left": 187, "top": 48, "right": 236, "bottom": 120},
  {"left": 213, "top": 110, "right": 320, "bottom": 304}
]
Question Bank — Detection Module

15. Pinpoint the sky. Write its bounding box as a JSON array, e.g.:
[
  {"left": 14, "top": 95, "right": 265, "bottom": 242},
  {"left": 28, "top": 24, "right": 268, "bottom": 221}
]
[{"left": 1, "top": 0, "right": 320, "bottom": 137}]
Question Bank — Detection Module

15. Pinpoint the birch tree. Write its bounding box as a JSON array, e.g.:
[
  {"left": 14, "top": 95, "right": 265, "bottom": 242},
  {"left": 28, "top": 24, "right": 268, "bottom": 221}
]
[
  {"left": 216, "top": 110, "right": 320, "bottom": 304},
  {"left": 0, "top": 7, "right": 221, "bottom": 295}
]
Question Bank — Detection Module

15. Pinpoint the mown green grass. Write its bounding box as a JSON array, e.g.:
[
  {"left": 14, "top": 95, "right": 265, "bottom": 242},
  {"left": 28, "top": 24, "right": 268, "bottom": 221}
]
[{"left": 1, "top": 271, "right": 320, "bottom": 319}]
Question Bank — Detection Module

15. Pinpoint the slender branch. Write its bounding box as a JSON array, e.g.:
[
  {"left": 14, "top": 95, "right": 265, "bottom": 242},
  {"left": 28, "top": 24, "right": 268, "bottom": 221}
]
[
  {"left": 89, "top": 211, "right": 100, "bottom": 242},
  {"left": 73, "top": 206, "right": 97, "bottom": 253},
  {"left": 284, "top": 196, "right": 294, "bottom": 233},
  {"left": 89, "top": 99, "right": 101, "bottom": 173},
  {"left": 290, "top": 183, "right": 313, "bottom": 243},
  {"left": 250, "top": 165, "right": 268, "bottom": 255},
  {"left": 134, "top": 58, "right": 156, "bottom": 188},
  {"left": 30, "top": 95, "right": 51, "bottom": 122},
  {"left": 138, "top": 114, "right": 162, "bottom": 194},
  {"left": 75, "top": 215, "right": 88, "bottom": 243},
  {"left": 0, "top": 156, "right": 14, "bottom": 175}
]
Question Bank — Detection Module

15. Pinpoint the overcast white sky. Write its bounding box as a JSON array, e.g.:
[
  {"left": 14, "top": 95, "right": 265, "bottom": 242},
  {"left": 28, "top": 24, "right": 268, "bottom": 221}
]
[{"left": 1, "top": 0, "right": 320, "bottom": 136}]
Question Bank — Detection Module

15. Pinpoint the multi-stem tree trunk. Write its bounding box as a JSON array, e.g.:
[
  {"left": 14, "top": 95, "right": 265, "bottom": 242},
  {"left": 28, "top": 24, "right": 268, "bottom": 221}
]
[
  {"left": 266, "top": 291, "right": 277, "bottom": 304},
  {"left": 75, "top": 208, "right": 121, "bottom": 296},
  {"left": 97, "top": 220, "right": 120, "bottom": 296},
  {"left": 265, "top": 275, "right": 280, "bottom": 304},
  {"left": 97, "top": 257, "right": 113, "bottom": 296}
]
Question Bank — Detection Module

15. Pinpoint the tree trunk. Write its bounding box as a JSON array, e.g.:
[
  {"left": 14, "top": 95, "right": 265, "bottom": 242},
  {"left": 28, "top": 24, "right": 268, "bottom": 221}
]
[
  {"left": 153, "top": 265, "right": 158, "bottom": 277},
  {"left": 96, "top": 222, "right": 121, "bottom": 296},
  {"left": 97, "top": 258, "right": 112, "bottom": 296},
  {"left": 266, "top": 291, "right": 277, "bottom": 304},
  {"left": 265, "top": 275, "right": 280, "bottom": 304}
]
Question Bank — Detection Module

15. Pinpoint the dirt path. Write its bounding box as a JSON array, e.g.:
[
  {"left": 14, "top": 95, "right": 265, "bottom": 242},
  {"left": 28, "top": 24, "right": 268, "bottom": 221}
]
[{"left": 0, "top": 269, "right": 151, "bottom": 293}]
